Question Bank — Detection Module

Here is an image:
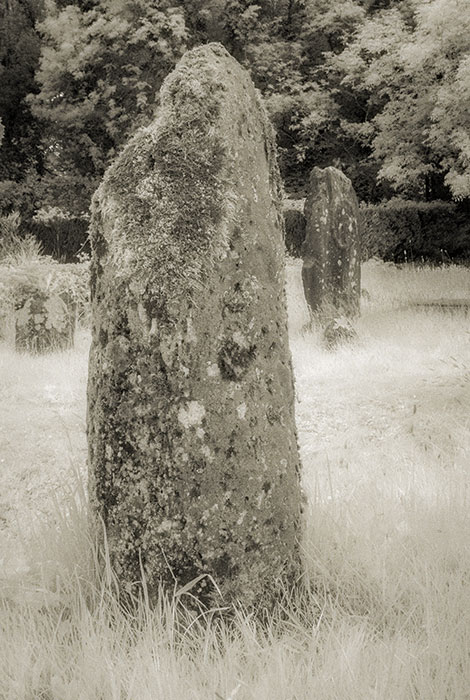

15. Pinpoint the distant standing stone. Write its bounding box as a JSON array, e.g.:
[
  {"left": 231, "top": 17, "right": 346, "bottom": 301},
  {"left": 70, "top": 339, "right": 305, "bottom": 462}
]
[
  {"left": 15, "top": 290, "right": 75, "bottom": 354},
  {"left": 87, "top": 43, "right": 302, "bottom": 611},
  {"left": 302, "top": 167, "right": 361, "bottom": 316}
]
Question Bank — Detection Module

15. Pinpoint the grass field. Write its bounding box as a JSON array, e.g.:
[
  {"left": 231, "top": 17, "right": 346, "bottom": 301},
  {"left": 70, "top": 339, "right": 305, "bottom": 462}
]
[{"left": 1, "top": 259, "right": 469, "bottom": 699}]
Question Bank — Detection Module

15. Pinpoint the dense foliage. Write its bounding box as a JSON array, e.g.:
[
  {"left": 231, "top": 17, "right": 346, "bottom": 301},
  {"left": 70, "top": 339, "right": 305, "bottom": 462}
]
[
  {"left": 0, "top": 0, "right": 45, "bottom": 218},
  {"left": 330, "top": 0, "right": 470, "bottom": 200},
  {"left": 1, "top": 0, "right": 469, "bottom": 222},
  {"left": 361, "top": 199, "right": 470, "bottom": 263}
]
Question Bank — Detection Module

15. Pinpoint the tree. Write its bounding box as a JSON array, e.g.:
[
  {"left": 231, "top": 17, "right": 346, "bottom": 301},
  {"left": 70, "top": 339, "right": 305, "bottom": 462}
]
[
  {"left": 329, "top": 0, "right": 470, "bottom": 200},
  {"left": 215, "top": 0, "right": 368, "bottom": 193},
  {"left": 34, "top": 0, "right": 470, "bottom": 209},
  {"left": 0, "top": 0, "right": 45, "bottom": 215},
  {"left": 411, "top": 0, "right": 470, "bottom": 199},
  {"left": 325, "top": 7, "right": 412, "bottom": 199},
  {"left": 30, "top": 0, "right": 188, "bottom": 215},
  {"left": 175, "top": 0, "right": 227, "bottom": 46}
]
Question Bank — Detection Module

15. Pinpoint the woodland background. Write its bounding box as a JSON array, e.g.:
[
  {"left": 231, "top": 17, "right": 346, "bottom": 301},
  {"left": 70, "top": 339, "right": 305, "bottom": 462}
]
[{"left": 1, "top": 0, "right": 470, "bottom": 242}]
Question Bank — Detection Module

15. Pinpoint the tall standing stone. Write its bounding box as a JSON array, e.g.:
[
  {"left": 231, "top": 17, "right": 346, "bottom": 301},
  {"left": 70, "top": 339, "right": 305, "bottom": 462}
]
[
  {"left": 302, "top": 166, "right": 361, "bottom": 316},
  {"left": 87, "top": 44, "right": 302, "bottom": 610}
]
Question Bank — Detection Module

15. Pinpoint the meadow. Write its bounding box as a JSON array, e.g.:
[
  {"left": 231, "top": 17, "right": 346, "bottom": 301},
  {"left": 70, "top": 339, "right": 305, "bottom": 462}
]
[{"left": 0, "top": 259, "right": 469, "bottom": 699}]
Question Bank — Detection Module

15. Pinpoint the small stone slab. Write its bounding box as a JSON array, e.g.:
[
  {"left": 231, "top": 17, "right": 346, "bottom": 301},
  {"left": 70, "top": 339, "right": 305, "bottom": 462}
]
[{"left": 15, "top": 291, "right": 75, "bottom": 353}]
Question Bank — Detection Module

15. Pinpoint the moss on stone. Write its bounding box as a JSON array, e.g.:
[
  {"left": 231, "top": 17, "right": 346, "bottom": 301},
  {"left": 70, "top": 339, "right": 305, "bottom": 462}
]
[{"left": 90, "top": 45, "right": 238, "bottom": 328}]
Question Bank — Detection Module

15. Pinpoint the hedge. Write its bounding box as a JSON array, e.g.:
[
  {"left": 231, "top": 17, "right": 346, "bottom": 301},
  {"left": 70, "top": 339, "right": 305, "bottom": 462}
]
[{"left": 361, "top": 199, "right": 470, "bottom": 263}]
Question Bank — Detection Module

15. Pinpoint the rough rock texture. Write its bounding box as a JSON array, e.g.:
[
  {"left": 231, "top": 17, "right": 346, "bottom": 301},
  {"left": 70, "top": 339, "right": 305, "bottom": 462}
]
[
  {"left": 15, "top": 291, "right": 75, "bottom": 353},
  {"left": 302, "top": 167, "right": 361, "bottom": 316},
  {"left": 87, "top": 43, "right": 302, "bottom": 610},
  {"left": 322, "top": 317, "right": 357, "bottom": 350},
  {"left": 283, "top": 199, "right": 306, "bottom": 258}
]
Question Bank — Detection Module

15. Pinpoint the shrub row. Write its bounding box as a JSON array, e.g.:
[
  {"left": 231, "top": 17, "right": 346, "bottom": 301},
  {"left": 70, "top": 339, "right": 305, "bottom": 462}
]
[
  {"left": 283, "top": 198, "right": 470, "bottom": 263},
  {"left": 360, "top": 199, "right": 470, "bottom": 263},
  {"left": 6, "top": 200, "right": 469, "bottom": 266}
]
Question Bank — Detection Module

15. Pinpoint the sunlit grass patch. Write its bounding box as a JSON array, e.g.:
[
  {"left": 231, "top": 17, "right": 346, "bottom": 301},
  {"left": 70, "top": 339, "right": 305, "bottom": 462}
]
[
  {"left": 2, "top": 487, "right": 469, "bottom": 699},
  {"left": 0, "top": 258, "right": 469, "bottom": 698},
  {"left": 0, "top": 330, "right": 89, "bottom": 576},
  {"left": 361, "top": 258, "right": 470, "bottom": 307}
]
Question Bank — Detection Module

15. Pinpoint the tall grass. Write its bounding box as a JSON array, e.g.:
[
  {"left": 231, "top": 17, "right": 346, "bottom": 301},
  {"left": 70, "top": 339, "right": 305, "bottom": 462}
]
[
  {"left": 1, "top": 260, "right": 469, "bottom": 699},
  {"left": 0, "top": 213, "right": 45, "bottom": 265}
]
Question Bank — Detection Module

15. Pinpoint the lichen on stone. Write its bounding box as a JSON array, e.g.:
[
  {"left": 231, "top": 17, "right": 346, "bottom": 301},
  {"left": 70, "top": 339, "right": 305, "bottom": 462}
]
[{"left": 302, "top": 166, "right": 361, "bottom": 317}]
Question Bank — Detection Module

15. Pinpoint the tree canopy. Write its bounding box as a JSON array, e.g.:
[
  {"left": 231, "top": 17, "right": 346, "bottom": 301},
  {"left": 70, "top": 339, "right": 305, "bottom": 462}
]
[
  {"left": 330, "top": 0, "right": 470, "bottom": 200},
  {"left": 1, "top": 0, "right": 469, "bottom": 217},
  {"left": 0, "top": 0, "right": 45, "bottom": 216},
  {"left": 29, "top": 0, "right": 188, "bottom": 215}
]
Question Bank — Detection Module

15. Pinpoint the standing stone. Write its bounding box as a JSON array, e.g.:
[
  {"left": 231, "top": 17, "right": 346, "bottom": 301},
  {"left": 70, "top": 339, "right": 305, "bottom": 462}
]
[
  {"left": 15, "top": 290, "right": 75, "bottom": 353},
  {"left": 302, "top": 167, "right": 361, "bottom": 316},
  {"left": 87, "top": 43, "right": 302, "bottom": 610}
]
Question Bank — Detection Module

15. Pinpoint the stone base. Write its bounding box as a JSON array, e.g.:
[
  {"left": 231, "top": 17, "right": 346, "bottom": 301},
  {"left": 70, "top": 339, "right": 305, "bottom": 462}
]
[{"left": 322, "top": 317, "right": 357, "bottom": 350}]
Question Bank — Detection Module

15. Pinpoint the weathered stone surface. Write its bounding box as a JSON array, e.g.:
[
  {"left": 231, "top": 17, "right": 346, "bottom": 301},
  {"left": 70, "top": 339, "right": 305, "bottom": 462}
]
[
  {"left": 302, "top": 167, "right": 361, "bottom": 316},
  {"left": 87, "top": 43, "right": 302, "bottom": 610},
  {"left": 283, "top": 199, "right": 306, "bottom": 258},
  {"left": 15, "top": 291, "right": 75, "bottom": 353},
  {"left": 322, "top": 317, "right": 357, "bottom": 350}
]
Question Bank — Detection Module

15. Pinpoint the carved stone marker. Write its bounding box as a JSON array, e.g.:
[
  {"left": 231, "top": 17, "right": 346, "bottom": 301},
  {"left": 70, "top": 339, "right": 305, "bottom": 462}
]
[
  {"left": 87, "top": 43, "right": 302, "bottom": 610},
  {"left": 302, "top": 167, "right": 361, "bottom": 316}
]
